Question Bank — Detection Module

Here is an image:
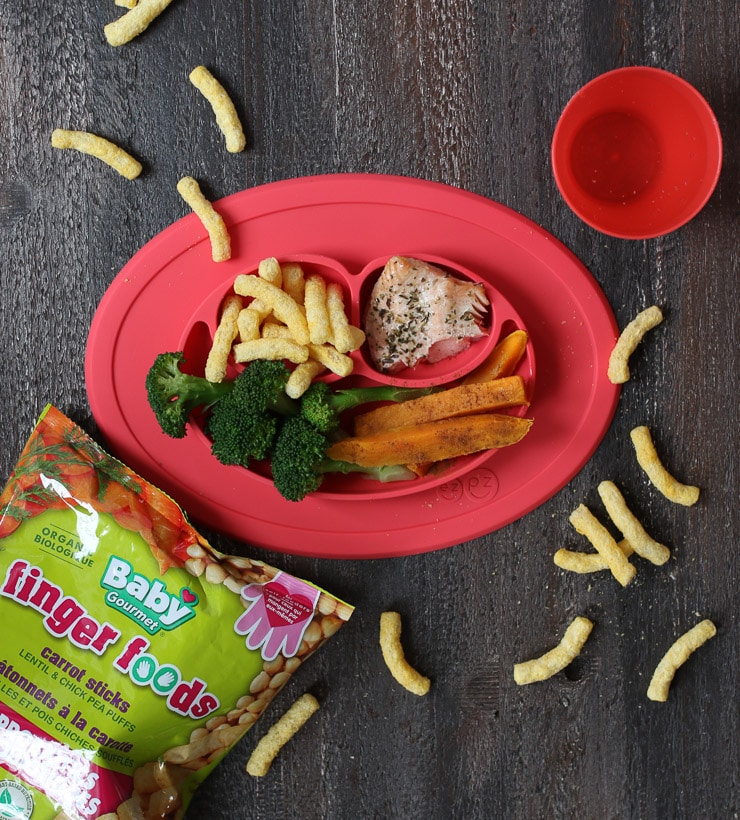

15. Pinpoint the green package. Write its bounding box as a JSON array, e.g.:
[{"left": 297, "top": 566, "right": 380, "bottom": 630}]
[{"left": 0, "top": 406, "right": 352, "bottom": 819}]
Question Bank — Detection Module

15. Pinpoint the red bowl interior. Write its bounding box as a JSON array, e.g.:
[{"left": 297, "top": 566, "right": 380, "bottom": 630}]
[{"left": 552, "top": 67, "right": 722, "bottom": 239}]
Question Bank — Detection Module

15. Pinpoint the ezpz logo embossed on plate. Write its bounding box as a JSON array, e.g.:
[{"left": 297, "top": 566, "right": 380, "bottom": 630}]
[{"left": 437, "top": 468, "right": 499, "bottom": 503}]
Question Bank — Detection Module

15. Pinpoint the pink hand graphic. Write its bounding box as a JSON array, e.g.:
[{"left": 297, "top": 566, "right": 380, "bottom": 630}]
[{"left": 234, "top": 571, "right": 321, "bottom": 660}]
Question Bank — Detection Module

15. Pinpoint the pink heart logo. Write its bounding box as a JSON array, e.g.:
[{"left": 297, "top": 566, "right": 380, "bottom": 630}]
[
  {"left": 181, "top": 588, "right": 197, "bottom": 605},
  {"left": 263, "top": 582, "right": 314, "bottom": 628}
]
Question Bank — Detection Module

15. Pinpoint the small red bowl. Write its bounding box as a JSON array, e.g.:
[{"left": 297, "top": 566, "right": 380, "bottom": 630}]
[{"left": 551, "top": 67, "right": 722, "bottom": 239}]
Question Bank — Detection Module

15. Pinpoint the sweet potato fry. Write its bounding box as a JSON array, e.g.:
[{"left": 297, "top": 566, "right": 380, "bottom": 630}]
[
  {"left": 327, "top": 414, "right": 532, "bottom": 467},
  {"left": 353, "top": 376, "right": 528, "bottom": 437},
  {"left": 406, "top": 462, "right": 433, "bottom": 477},
  {"left": 463, "top": 329, "right": 528, "bottom": 384},
  {"left": 392, "top": 334, "right": 528, "bottom": 475}
]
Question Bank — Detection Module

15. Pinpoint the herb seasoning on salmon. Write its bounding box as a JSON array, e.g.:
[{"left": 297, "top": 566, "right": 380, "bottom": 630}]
[{"left": 364, "top": 256, "right": 490, "bottom": 373}]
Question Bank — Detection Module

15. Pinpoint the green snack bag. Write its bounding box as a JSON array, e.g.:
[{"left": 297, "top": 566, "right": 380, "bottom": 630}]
[{"left": 0, "top": 406, "right": 353, "bottom": 819}]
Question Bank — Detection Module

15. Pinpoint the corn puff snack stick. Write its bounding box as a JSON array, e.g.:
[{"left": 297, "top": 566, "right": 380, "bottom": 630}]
[
  {"left": 630, "top": 426, "right": 700, "bottom": 505},
  {"left": 105, "top": 0, "right": 176, "bottom": 46},
  {"left": 246, "top": 693, "right": 320, "bottom": 776},
  {"left": 647, "top": 620, "right": 717, "bottom": 702},
  {"left": 177, "top": 176, "right": 231, "bottom": 262},
  {"left": 379, "top": 611, "right": 431, "bottom": 696},
  {"left": 189, "top": 65, "right": 246, "bottom": 153},
  {"left": 51, "top": 128, "right": 143, "bottom": 179},
  {"left": 514, "top": 617, "right": 594, "bottom": 684}
]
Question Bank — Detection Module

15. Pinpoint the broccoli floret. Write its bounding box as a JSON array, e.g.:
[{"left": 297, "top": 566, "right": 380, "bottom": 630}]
[
  {"left": 208, "top": 360, "right": 299, "bottom": 467},
  {"left": 300, "top": 381, "right": 438, "bottom": 433},
  {"left": 270, "top": 416, "right": 327, "bottom": 500},
  {"left": 145, "top": 352, "right": 233, "bottom": 438},
  {"left": 271, "top": 416, "right": 415, "bottom": 501}
]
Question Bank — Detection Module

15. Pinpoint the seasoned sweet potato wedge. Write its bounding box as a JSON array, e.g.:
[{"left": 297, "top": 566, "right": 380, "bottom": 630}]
[
  {"left": 328, "top": 414, "right": 532, "bottom": 467},
  {"left": 462, "top": 329, "right": 528, "bottom": 385},
  {"left": 353, "top": 375, "right": 528, "bottom": 437}
]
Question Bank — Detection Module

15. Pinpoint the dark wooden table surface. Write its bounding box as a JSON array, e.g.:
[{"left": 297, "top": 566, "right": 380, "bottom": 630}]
[{"left": 1, "top": 2, "right": 737, "bottom": 818}]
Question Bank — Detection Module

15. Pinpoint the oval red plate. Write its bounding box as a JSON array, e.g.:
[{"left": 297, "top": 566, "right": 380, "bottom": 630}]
[{"left": 85, "top": 174, "right": 619, "bottom": 559}]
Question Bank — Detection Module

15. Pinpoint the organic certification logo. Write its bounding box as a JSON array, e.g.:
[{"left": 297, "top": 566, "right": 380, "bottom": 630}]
[{"left": 0, "top": 781, "right": 34, "bottom": 820}]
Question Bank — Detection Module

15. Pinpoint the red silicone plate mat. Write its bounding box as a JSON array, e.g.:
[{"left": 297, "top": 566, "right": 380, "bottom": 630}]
[{"left": 85, "top": 174, "right": 619, "bottom": 559}]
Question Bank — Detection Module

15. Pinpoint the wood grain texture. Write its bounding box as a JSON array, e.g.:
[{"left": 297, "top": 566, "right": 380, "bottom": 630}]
[{"left": 0, "top": 1, "right": 737, "bottom": 818}]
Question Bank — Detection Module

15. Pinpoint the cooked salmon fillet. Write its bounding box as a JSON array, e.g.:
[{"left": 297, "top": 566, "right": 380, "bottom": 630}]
[{"left": 364, "top": 256, "right": 490, "bottom": 373}]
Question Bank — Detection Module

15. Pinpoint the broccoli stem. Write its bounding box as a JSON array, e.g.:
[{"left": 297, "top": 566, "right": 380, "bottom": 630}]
[
  {"left": 191, "top": 379, "right": 235, "bottom": 407},
  {"left": 327, "top": 385, "right": 438, "bottom": 414},
  {"left": 271, "top": 390, "right": 301, "bottom": 417},
  {"left": 316, "top": 458, "right": 416, "bottom": 483}
]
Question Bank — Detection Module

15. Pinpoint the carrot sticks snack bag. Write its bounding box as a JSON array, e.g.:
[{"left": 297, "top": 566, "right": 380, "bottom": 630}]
[{"left": 0, "top": 406, "right": 353, "bottom": 819}]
